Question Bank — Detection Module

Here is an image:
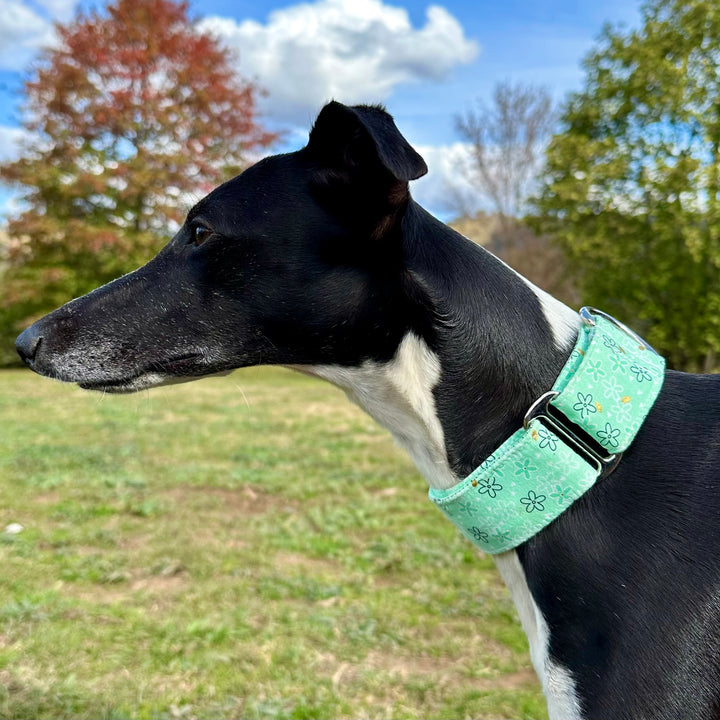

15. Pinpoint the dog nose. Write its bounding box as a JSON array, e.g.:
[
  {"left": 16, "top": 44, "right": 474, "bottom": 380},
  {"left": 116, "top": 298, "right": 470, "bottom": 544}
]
[{"left": 15, "top": 325, "right": 43, "bottom": 367}]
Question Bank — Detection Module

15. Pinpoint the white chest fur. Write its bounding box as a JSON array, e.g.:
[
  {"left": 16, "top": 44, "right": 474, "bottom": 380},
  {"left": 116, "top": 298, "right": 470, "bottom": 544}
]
[
  {"left": 294, "top": 332, "right": 458, "bottom": 490},
  {"left": 495, "top": 552, "right": 583, "bottom": 720}
]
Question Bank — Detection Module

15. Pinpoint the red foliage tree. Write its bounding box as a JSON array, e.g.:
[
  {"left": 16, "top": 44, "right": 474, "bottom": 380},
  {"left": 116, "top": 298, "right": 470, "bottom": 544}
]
[{"left": 0, "top": 0, "right": 276, "bottom": 362}]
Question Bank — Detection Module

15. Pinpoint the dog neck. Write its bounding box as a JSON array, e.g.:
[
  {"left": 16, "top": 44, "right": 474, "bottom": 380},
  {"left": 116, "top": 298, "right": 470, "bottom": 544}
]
[
  {"left": 298, "top": 201, "right": 580, "bottom": 491},
  {"left": 296, "top": 203, "right": 584, "bottom": 718}
]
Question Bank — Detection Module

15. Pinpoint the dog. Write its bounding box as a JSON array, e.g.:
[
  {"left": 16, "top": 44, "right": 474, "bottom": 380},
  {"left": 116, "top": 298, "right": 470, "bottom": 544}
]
[{"left": 15, "top": 101, "right": 720, "bottom": 720}]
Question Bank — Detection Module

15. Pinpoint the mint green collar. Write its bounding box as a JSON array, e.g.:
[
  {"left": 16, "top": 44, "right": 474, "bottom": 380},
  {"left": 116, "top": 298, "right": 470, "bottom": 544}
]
[{"left": 429, "top": 307, "right": 666, "bottom": 555}]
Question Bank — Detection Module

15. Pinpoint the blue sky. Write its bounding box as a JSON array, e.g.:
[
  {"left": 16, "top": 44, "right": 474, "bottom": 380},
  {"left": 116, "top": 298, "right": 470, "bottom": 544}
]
[{"left": 0, "top": 0, "right": 643, "bottom": 220}]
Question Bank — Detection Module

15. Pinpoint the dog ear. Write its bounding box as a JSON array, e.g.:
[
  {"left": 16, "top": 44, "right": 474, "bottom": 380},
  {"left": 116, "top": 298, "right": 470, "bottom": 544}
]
[
  {"left": 306, "top": 102, "right": 428, "bottom": 233},
  {"left": 307, "top": 101, "right": 428, "bottom": 183}
]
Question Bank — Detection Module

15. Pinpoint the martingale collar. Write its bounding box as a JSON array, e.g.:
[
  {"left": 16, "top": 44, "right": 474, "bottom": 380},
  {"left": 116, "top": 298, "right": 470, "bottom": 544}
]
[{"left": 429, "top": 307, "right": 666, "bottom": 555}]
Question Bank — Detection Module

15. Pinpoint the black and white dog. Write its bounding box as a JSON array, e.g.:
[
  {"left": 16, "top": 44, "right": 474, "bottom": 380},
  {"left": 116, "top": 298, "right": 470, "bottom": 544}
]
[{"left": 16, "top": 102, "right": 720, "bottom": 720}]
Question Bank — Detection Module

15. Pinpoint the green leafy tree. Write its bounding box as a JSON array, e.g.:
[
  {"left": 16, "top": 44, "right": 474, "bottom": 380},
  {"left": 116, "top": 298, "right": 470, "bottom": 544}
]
[
  {"left": 529, "top": 0, "right": 719, "bottom": 372},
  {"left": 0, "top": 0, "right": 276, "bottom": 365}
]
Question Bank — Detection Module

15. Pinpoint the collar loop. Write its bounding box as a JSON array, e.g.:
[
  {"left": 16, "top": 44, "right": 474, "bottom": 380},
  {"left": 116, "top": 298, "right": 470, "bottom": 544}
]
[{"left": 523, "top": 389, "right": 622, "bottom": 480}]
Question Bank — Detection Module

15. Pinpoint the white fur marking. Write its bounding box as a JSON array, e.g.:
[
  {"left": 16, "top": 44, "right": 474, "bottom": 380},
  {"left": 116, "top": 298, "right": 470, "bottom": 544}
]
[
  {"left": 293, "top": 333, "right": 458, "bottom": 490},
  {"left": 525, "top": 280, "right": 580, "bottom": 352},
  {"left": 495, "top": 551, "right": 584, "bottom": 720}
]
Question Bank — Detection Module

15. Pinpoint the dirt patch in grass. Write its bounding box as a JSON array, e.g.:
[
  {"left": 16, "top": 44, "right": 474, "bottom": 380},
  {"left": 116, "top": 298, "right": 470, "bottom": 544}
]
[
  {"left": 329, "top": 649, "right": 538, "bottom": 692},
  {"left": 130, "top": 573, "right": 188, "bottom": 594},
  {"left": 34, "top": 490, "right": 63, "bottom": 505},
  {"left": 64, "top": 571, "right": 189, "bottom": 607},
  {"left": 160, "top": 484, "right": 292, "bottom": 517},
  {"left": 482, "top": 668, "right": 538, "bottom": 690},
  {"left": 273, "top": 551, "right": 342, "bottom": 575}
]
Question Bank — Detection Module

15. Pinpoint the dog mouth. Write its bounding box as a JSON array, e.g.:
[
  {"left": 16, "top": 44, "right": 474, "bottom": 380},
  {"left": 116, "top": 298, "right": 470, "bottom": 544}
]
[{"left": 77, "top": 352, "right": 208, "bottom": 393}]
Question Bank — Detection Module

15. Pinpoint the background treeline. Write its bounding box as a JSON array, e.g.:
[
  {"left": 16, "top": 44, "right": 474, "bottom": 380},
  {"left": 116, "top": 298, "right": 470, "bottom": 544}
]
[{"left": 0, "top": 0, "right": 718, "bottom": 371}]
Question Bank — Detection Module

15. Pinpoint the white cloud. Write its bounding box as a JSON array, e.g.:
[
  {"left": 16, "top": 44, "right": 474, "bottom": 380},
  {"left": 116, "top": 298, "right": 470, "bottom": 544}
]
[
  {"left": 198, "top": 0, "right": 478, "bottom": 125},
  {"left": 0, "top": 188, "right": 24, "bottom": 227},
  {"left": 0, "top": 125, "right": 31, "bottom": 224},
  {"left": 34, "top": 0, "right": 76, "bottom": 21},
  {"left": 0, "top": 124, "right": 33, "bottom": 162},
  {"left": 411, "top": 142, "right": 487, "bottom": 219},
  {"left": 0, "top": 0, "right": 56, "bottom": 71}
]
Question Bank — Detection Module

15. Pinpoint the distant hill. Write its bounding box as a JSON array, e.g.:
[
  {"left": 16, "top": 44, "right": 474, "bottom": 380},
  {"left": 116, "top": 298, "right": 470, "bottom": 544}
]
[{"left": 448, "top": 212, "right": 501, "bottom": 247}]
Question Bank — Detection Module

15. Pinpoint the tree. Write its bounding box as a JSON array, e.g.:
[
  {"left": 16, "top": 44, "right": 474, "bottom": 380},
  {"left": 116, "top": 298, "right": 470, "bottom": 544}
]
[
  {"left": 455, "top": 81, "right": 556, "bottom": 233},
  {"left": 529, "top": 0, "right": 719, "bottom": 372},
  {"left": 453, "top": 82, "right": 575, "bottom": 305},
  {"left": 0, "top": 0, "right": 276, "bottom": 365}
]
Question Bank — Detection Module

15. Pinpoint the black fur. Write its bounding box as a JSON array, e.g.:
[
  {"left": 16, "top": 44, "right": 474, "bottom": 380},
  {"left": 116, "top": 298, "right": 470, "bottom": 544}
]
[
  {"left": 401, "top": 202, "right": 569, "bottom": 475},
  {"left": 16, "top": 102, "right": 720, "bottom": 719},
  {"left": 519, "top": 370, "right": 720, "bottom": 720}
]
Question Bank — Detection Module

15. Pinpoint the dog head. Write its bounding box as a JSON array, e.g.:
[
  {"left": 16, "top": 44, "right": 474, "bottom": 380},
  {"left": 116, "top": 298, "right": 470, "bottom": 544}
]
[{"left": 15, "top": 102, "right": 428, "bottom": 392}]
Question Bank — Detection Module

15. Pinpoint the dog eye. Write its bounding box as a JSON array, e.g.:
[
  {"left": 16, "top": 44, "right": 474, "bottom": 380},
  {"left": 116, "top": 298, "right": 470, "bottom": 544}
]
[{"left": 193, "top": 225, "right": 213, "bottom": 246}]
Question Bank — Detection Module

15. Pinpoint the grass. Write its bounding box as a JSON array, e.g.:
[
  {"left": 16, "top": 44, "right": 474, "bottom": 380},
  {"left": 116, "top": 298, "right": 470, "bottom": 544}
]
[{"left": 0, "top": 367, "right": 547, "bottom": 719}]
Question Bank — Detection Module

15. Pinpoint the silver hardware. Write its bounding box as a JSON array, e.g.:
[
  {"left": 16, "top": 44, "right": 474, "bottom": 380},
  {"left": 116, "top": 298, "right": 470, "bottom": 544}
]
[
  {"left": 523, "top": 390, "right": 559, "bottom": 430},
  {"left": 579, "top": 306, "right": 658, "bottom": 355},
  {"left": 523, "top": 389, "right": 622, "bottom": 479}
]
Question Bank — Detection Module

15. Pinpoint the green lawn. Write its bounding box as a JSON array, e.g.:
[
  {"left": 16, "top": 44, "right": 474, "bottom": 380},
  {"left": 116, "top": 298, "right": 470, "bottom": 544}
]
[{"left": 0, "top": 367, "right": 546, "bottom": 719}]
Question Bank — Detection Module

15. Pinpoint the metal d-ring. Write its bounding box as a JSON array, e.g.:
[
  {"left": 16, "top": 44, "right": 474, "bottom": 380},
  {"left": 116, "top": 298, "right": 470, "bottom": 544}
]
[{"left": 580, "top": 307, "right": 658, "bottom": 355}]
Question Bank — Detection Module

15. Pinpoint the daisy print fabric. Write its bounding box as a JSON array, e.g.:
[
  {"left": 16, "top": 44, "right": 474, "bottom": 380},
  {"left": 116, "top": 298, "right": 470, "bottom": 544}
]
[
  {"left": 429, "top": 420, "right": 598, "bottom": 554},
  {"left": 429, "top": 311, "right": 666, "bottom": 555},
  {"left": 552, "top": 313, "right": 666, "bottom": 453}
]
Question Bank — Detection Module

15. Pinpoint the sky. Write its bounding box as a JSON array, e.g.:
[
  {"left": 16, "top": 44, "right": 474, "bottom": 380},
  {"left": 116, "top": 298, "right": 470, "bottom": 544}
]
[{"left": 0, "top": 0, "right": 643, "bottom": 221}]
